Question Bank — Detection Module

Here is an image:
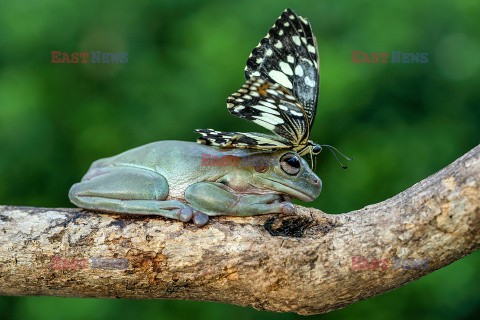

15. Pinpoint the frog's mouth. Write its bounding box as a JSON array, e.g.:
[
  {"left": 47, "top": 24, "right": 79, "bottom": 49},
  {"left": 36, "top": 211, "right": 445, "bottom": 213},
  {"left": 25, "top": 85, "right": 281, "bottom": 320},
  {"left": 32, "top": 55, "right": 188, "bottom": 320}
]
[{"left": 260, "top": 177, "right": 315, "bottom": 202}]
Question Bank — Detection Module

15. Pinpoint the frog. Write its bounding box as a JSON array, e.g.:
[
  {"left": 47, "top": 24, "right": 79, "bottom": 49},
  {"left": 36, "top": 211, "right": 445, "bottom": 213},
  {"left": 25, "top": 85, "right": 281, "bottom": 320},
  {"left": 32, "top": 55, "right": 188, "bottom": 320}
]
[{"left": 69, "top": 141, "right": 321, "bottom": 226}]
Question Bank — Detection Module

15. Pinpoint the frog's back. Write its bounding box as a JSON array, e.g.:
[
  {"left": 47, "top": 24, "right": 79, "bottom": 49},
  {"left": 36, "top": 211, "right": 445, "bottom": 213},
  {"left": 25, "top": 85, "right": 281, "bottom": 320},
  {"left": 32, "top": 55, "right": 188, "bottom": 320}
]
[
  {"left": 91, "top": 140, "right": 257, "bottom": 174},
  {"left": 90, "top": 141, "right": 201, "bottom": 170}
]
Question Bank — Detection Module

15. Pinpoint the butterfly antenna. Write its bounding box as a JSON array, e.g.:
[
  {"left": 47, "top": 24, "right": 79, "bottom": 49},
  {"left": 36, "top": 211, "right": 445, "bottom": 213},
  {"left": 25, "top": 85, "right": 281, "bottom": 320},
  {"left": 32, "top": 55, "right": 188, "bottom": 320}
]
[{"left": 321, "top": 145, "right": 354, "bottom": 169}]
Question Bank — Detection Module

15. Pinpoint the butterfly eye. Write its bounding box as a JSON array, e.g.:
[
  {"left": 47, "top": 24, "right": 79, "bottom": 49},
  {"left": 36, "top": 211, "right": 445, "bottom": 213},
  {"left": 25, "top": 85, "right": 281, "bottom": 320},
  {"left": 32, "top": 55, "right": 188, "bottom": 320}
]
[
  {"left": 312, "top": 145, "right": 322, "bottom": 155},
  {"left": 280, "top": 153, "right": 301, "bottom": 175}
]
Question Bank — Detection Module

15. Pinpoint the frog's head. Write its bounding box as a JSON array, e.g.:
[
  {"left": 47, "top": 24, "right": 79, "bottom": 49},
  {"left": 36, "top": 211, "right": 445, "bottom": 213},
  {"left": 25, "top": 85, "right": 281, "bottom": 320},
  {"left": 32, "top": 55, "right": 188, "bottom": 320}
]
[{"left": 244, "top": 151, "right": 321, "bottom": 202}]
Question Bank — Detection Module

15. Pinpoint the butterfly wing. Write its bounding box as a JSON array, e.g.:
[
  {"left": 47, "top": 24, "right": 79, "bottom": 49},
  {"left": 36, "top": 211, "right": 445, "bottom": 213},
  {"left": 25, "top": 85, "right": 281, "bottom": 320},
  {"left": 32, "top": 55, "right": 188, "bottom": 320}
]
[
  {"left": 196, "top": 9, "right": 320, "bottom": 156},
  {"left": 195, "top": 129, "right": 293, "bottom": 150},
  {"left": 244, "top": 8, "right": 319, "bottom": 128},
  {"left": 226, "top": 77, "right": 310, "bottom": 146}
]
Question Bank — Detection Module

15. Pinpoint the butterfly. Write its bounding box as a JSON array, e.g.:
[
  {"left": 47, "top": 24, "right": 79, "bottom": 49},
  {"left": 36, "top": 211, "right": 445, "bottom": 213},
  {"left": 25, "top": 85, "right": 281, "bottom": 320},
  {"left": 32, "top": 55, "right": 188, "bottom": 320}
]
[{"left": 196, "top": 8, "right": 350, "bottom": 166}]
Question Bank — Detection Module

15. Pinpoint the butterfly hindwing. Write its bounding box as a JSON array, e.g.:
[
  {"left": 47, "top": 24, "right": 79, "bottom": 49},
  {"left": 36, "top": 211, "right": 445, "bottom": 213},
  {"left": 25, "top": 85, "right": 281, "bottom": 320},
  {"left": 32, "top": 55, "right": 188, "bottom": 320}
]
[
  {"left": 195, "top": 129, "right": 293, "bottom": 150},
  {"left": 227, "top": 77, "right": 310, "bottom": 145},
  {"left": 244, "top": 8, "right": 319, "bottom": 127}
]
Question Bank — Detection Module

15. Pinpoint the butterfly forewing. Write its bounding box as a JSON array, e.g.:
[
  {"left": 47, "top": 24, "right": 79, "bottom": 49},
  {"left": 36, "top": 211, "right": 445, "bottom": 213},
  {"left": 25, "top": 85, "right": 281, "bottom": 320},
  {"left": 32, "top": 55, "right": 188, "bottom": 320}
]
[
  {"left": 244, "top": 8, "right": 319, "bottom": 127},
  {"left": 226, "top": 78, "right": 310, "bottom": 145}
]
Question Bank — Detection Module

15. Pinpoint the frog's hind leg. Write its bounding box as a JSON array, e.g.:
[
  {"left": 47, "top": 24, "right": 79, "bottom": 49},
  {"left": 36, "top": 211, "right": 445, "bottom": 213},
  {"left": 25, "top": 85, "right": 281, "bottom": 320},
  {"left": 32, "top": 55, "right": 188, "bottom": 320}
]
[{"left": 69, "top": 167, "right": 206, "bottom": 224}]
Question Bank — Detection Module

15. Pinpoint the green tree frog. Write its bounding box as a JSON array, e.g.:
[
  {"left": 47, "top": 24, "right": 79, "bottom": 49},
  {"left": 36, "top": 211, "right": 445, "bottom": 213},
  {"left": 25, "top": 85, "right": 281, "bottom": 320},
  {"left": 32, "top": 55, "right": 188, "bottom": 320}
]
[{"left": 69, "top": 141, "right": 321, "bottom": 225}]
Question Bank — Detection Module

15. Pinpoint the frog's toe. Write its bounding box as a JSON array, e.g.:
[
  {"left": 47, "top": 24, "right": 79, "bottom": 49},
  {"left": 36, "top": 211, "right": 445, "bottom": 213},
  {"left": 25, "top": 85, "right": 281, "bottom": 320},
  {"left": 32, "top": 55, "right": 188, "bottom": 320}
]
[
  {"left": 193, "top": 211, "right": 209, "bottom": 226},
  {"left": 281, "top": 202, "right": 296, "bottom": 215},
  {"left": 177, "top": 208, "right": 194, "bottom": 222}
]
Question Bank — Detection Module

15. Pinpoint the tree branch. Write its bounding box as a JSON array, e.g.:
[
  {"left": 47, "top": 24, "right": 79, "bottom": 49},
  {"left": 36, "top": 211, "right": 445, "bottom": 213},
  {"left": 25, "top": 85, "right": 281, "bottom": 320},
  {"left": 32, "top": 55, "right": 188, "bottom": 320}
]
[{"left": 0, "top": 145, "right": 479, "bottom": 315}]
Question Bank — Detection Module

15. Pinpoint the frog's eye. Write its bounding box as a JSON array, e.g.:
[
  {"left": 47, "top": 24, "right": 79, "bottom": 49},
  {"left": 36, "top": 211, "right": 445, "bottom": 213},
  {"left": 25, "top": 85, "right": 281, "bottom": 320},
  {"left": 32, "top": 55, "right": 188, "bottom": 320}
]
[{"left": 280, "top": 153, "right": 301, "bottom": 175}]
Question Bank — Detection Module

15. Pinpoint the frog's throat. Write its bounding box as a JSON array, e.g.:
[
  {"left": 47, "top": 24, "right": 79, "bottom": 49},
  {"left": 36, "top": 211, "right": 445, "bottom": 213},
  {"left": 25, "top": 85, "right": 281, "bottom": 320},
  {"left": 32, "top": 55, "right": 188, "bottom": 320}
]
[{"left": 259, "top": 177, "right": 315, "bottom": 202}]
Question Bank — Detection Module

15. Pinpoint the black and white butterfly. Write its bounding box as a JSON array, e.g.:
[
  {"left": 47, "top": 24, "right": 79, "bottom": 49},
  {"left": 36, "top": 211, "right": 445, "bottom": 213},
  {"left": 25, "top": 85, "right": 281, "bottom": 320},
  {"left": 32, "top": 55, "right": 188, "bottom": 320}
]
[{"left": 196, "top": 9, "right": 325, "bottom": 158}]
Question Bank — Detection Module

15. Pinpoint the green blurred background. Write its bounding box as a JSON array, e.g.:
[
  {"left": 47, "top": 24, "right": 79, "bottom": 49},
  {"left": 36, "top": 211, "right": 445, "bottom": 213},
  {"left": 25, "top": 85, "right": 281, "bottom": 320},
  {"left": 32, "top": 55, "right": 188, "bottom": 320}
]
[{"left": 1, "top": 0, "right": 479, "bottom": 319}]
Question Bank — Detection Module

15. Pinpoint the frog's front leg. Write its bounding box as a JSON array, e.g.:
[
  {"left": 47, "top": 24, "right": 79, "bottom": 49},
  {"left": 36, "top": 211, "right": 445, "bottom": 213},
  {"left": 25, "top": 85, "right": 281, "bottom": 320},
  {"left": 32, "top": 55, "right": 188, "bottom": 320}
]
[
  {"left": 69, "top": 167, "right": 209, "bottom": 225},
  {"left": 185, "top": 182, "right": 295, "bottom": 217}
]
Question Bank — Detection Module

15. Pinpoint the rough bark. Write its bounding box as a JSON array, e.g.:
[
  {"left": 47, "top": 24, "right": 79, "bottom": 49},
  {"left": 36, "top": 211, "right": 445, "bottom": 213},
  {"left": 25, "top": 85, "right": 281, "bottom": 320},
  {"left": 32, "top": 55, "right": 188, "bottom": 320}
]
[{"left": 0, "top": 145, "right": 479, "bottom": 315}]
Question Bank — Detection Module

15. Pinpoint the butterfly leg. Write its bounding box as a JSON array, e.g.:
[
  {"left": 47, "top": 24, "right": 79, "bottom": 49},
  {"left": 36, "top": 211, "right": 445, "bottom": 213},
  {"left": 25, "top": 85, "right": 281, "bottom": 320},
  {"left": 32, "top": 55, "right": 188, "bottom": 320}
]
[{"left": 185, "top": 182, "right": 295, "bottom": 217}]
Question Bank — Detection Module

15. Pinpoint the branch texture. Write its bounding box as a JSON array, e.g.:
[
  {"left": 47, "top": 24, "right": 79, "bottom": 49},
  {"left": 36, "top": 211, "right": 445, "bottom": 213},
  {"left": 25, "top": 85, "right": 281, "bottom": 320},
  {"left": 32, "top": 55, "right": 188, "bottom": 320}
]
[{"left": 1, "top": 145, "right": 479, "bottom": 315}]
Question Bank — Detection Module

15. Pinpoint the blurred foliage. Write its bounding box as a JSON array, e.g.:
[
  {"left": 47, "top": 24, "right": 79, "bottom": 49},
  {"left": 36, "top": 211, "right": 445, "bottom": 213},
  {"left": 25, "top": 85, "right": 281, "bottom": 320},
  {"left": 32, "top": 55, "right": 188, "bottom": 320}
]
[{"left": 0, "top": 0, "right": 479, "bottom": 319}]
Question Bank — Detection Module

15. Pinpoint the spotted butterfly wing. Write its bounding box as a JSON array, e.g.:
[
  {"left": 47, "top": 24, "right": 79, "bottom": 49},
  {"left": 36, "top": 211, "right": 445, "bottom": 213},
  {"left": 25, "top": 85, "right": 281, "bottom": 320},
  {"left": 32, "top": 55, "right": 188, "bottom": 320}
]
[
  {"left": 226, "top": 77, "right": 310, "bottom": 147},
  {"left": 196, "top": 8, "right": 320, "bottom": 156},
  {"left": 244, "top": 8, "right": 319, "bottom": 127},
  {"left": 195, "top": 129, "right": 293, "bottom": 150},
  {"left": 196, "top": 77, "right": 314, "bottom": 155}
]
